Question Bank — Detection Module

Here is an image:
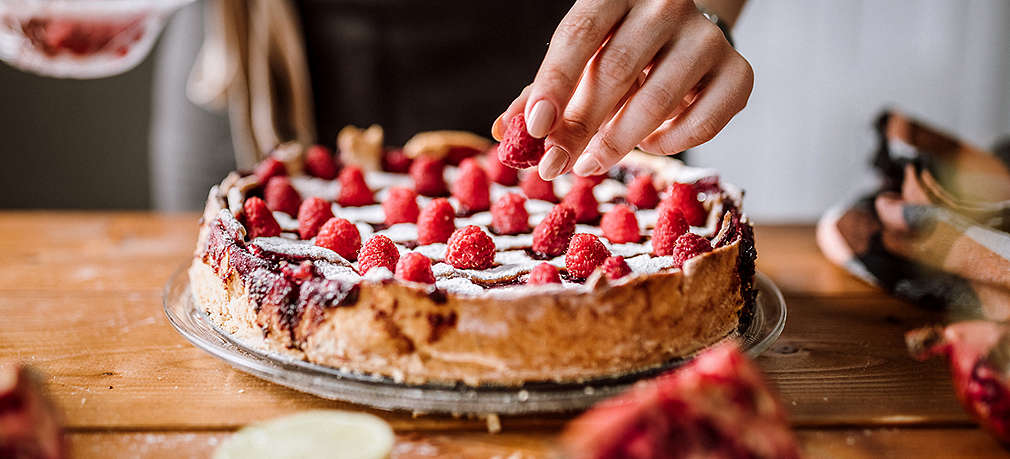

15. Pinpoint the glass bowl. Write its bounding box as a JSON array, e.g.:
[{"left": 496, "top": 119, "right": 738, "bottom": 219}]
[{"left": 0, "top": 0, "right": 195, "bottom": 78}]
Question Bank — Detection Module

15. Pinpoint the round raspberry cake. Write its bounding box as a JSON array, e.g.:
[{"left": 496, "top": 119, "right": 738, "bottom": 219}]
[{"left": 189, "top": 128, "right": 756, "bottom": 386}]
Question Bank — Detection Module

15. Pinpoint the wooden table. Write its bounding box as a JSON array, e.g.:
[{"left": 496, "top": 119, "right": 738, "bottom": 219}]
[{"left": 1, "top": 212, "right": 1004, "bottom": 457}]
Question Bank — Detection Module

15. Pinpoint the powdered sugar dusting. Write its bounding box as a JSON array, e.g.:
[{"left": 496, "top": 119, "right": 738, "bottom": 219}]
[
  {"left": 376, "top": 223, "right": 418, "bottom": 243},
  {"left": 273, "top": 211, "right": 299, "bottom": 232},
  {"left": 251, "top": 237, "right": 350, "bottom": 265},
  {"left": 291, "top": 176, "right": 338, "bottom": 201}
]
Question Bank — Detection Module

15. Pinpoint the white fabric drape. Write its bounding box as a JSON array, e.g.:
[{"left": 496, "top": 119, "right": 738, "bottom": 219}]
[{"left": 692, "top": 0, "right": 1010, "bottom": 221}]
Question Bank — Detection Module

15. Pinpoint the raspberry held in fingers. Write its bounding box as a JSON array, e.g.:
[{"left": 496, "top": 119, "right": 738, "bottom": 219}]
[{"left": 498, "top": 114, "right": 546, "bottom": 169}]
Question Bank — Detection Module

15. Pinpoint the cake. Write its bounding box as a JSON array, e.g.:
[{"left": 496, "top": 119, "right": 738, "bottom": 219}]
[{"left": 188, "top": 127, "right": 756, "bottom": 386}]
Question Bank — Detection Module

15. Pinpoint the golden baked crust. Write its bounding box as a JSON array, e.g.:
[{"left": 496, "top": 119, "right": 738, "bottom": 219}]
[{"left": 189, "top": 148, "right": 755, "bottom": 386}]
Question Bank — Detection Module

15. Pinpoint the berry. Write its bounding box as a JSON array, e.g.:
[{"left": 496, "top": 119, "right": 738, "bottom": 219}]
[
  {"left": 600, "top": 204, "right": 640, "bottom": 243},
  {"left": 410, "top": 156, "right": 448, "bottom": 196},
  {"left": 906, "top": 322, "right": 1010, "bottom": 445},
  {"left": 254, "top": 157, "right": 286, "bottom": 183},
  {"left": 520, "top": 171, "right": 558, "bottom": 202},
  {"left": 282, "top": 260, "right": 316, "bottom": 282},
  {"left": 417, "top": 198, "right": 456, "bottom": 245},
  {"left": 304, "top": 145, "right": 339, "bottom": 180},
  {"left": 626, "top": 174, "right": 660, "bottom": 209},
  {"left": 561, "top": 182, "right": 600, "bottom": 223},
  {"left": 663, "top": 183, "right": 707, "bottom": 226},
  {"left": 383, "top": 148, "right": 413, "bottom": 173},
  {"left": 452, "top": 158, "right": 491, "bottom": 213},
  {"left": 445, "top": 225, "right": 496, "bottom": 270},
  {"left": 490, "top": 193, "right": 529, "bottom": 235},
  {"left": 446, "top": 146, "right": 482, "bottom": 165},
  {"left": 395, "top": 252, "right": 436, "bottom": 284},
  {"left": 652, "top": 207, "right": 689, "bottom": 256},
  {"left": 498, "top": 114, "right": 546, "bottom": 169},
  {"left": 297, "top": 197, "right": 335, "bottom": 239},
  {"left": 695, "top": 175, "right": 722, "bottom": 195},
  {"left": 337, "top": 166, "right": 374, "bottom": 206},
  {"left": 528, "top": 263, "right": 562, "bottom": 285},
  {"left": 358, "top": 235, "right": 400, "bottom": 275},
  {"left": 383, "top": 187, "right": 420, "bottom": 225},
  {"left": 601, "top": 256, "right": 631, "bottom": 280},
  {"left": 485, "top": 145, "right": 519, "bottom": 186},
  {"left": 532, "top": 205, "right": 576, "bottom": 258},
  {"left": 565, "top": 233, "right": 611, "bottom": 279},
  {"left": 263, "top": 176, "right": 302, "bottom": 216},
  {"left": 315, "top": 217, "right": 361, "bottom": 261},
  {"left": 242, "top": 197, "right": 281, "bottom": 239},
  {"left": 671, "top": 233, "right": 713, "bottom": 268},
  {"left": 574, "top": 173, "right": 606, "bottom": 188}
]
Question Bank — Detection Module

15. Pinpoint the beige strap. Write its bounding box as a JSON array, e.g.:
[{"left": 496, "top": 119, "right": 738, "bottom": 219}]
[{"left": 187, "top": 0, "right": 315, "bottom": 169}]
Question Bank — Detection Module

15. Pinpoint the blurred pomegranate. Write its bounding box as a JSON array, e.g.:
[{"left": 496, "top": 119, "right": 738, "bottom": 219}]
[
  {"left": 907, "top": 321, "right": 1010, "bottom": 445},
  {"left": 560, "top": 343, "right": 799, "bottom": 459},
  {"left": 0, "top": 363, "right": 66, "bottom": 459}
]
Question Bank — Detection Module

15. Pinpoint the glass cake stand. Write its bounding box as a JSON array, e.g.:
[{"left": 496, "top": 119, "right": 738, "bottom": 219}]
[{"left": 163, "top": 265, "right": 786, "bottom": 415}]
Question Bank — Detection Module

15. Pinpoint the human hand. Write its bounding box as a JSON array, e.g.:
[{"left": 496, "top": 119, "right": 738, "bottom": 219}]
[{"left": 492, "top": 0, "right": 753, "bottom": 179}]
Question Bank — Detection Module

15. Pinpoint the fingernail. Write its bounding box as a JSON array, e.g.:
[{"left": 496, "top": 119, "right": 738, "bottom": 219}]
[
  {"left": 539, "top": 146, "right": 569, "bottom": 180},
  {"left": 573, "top": 154, "right": 603, "bottom": 177},
  {"left": 491, "top": 114, "right": 505, "bottom": 141},
  {"left": 525, "top": 100, "right": 556, "bottom": 139}
]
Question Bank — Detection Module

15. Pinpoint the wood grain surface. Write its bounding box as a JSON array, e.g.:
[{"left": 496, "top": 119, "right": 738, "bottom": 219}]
[{"left": 0, "top": 212, "right": 1004, "bottom": 457}]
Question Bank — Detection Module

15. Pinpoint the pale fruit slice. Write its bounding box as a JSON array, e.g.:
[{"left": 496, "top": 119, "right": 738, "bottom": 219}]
[{"left": 214, "top": 410, "right": 394, "bottom": 459}]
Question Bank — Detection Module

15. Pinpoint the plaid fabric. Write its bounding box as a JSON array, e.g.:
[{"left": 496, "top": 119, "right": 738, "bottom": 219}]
[{"left": 817, "top": 111, "right": 1010, "bottom": 320}]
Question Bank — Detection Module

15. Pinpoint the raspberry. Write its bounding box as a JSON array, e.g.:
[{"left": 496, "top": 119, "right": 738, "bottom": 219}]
[
  {"left": 527, "top": 263, "right": 561, "bottom": 285},
  {"left": 498, "top": 114, "right": 546, "bottom": 169},
  {"left": 304, "top": 145, "right": 339, "bottom": 180},
  {"left": 565, "top": 233, "right": 611, "bottom": 279},
  {"left": 452, "top": 158, "right": 491, "bottom": 213},
  {"left": 263, "top": 176, "right": 302, "bottom": 216},
  {"left": 532, "top": 205, "right": 576, "bottom": 258},
  {"left": 445, "top": 225, "right": 495, "bottom": 270},
  {"left": 254, "top": 157, "right": 287, "bottom": 183},
  {"left": 297, "top": 197, "right": 335, "bottom": 239},
  {"left": 520, "top": 171, "right": 558, "bottom": 202},
  {"left": 282, "top": 260, "right": 316, "bottom": 282},
  {"left": 383, "top": 148, "right": 413, "bottom": 173},
  {"left": 358, "top": 235, "right": 400, "bottom": 275},
  {"left": 395, "top": 252, "right": 436, "bottom": 284},
  {"left": 561, "top": 182, "right": 600, "bottom": 223},
  {"left": 600, "top": 204, "right": 640, "bottom": 243},
  {"left": 242, "top": 197, "right": 281, "bottom": 239},
  {"left": 652, "top": 207, "right": 689, "bottom": 256},
  {"left": 417, "top": 198, "right": 456, "bottom": 245},
  {"left": 485, "top": 145, "right": 519, "bottom": 186},
  {"left": 694, "top": 175, "right": 721, "bottom": 196},
  {"left": 490, "top": 193, "right": 529, "bottom": 235},
  {"left": 446, "top": 146, "right": 483, "bottom": 165},
  {"left": 383, "top": 187, "right": 420, "bottom": 225},
  {"left": 337, "top": 166, "right": 374, "bottom": 206},
  {"left": 315, "top": 217, "right": 361, "bottom": 261},
  {"left": 663, "top": 182, "right": 707, "bottom": 226},
  {"left": 626, "top": 174, "right": 660, "bottom": 209},
  {"left": 671, "top": 232, "right": 713, "bottom": 268},
  {"left": 574, "top": 173, "right": 606, "bottom": 188},
  {"left": 410, "top": 156, "right": 448, "bottom": 197},
  {"left": 602, "top": 256, "right": 631, "bottom": 280}
]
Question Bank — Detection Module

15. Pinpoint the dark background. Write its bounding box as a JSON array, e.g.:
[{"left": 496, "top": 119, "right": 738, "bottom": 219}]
[{"left": 0, "top": 51, "right": 155, "bottom": 209}]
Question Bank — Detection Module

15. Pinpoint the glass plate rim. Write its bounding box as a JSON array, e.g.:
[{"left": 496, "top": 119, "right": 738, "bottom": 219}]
[{"left": 163, "top": 264, "right": 786, "bottom": 414}]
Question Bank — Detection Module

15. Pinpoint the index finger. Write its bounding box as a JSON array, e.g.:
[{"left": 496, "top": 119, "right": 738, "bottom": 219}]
[{"left": 522, "top": 0, "right": 629, "bottom": 139}]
